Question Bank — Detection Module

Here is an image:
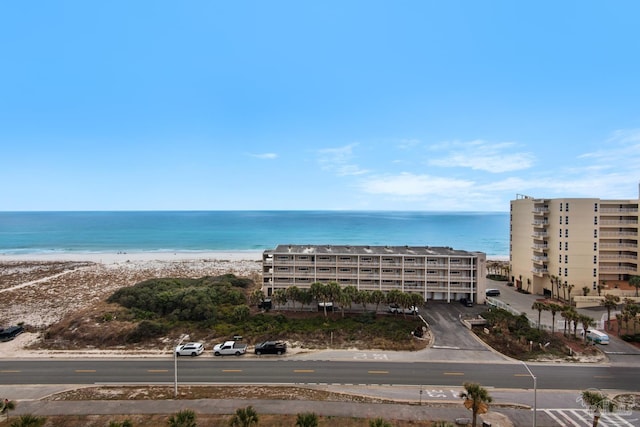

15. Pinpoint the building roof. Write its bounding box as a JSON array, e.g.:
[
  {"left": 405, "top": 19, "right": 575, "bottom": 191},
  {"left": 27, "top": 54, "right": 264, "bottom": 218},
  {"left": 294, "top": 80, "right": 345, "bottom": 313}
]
[{"left": 265, "top": 244, "right": 482, "bottom": 257}]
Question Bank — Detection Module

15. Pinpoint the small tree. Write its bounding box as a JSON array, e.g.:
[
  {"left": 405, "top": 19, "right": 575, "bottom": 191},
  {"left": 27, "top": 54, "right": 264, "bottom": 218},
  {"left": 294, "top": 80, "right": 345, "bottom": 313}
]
[
  {"left": 629, "top": 275, "right": 640, "bottom": 297},
  {"left": 580, "top": 389, "right": 617, "bottom": 427},
  {"left": 547, "top": 303, "right": 563, "bottom": 335},
  {"left": 229, "top": 406, "right": 259, "bottom": 427},
  {"left": 459, "top": 382, "right": 492, "bottom": 427},
  {"left": 582, "top": 286, "right": 590, "bottom": 296},
  {"left": 579, "top": 315, "right": 596, "bottom": 344},
  {"left": 295, "top": 412, "right": 318, "bottom": 427},
  {"left": 1, "top": 399, "right": 16, "bottom": 422},
  {"left": 167, "top": 409, "right": 197, "bottom": 427}
]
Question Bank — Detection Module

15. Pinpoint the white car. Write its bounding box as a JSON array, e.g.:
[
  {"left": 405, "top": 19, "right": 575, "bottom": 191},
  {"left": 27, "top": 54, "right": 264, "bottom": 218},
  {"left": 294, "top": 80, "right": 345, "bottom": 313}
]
[
  {"left": 175, "top": 342, "right": 204, "bottom": 357},
  {"left": 388, "top": 304, "right": 419, "bottom": 315}
]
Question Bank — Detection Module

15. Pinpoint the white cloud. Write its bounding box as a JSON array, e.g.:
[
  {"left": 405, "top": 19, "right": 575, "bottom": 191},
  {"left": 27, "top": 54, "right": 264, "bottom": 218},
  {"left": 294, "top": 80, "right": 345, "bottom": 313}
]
[
  {"left": 359, "top": 172, "right": 474, "bottom": 197},
  {"left": 249, "top": 153, "right": 278, "bottom": 159},
  {"left": 317, "top": 144, "right": 369, "bottom": 176},
  {"left": 427, "top": 139, "right": 535, "bottom": 173}
]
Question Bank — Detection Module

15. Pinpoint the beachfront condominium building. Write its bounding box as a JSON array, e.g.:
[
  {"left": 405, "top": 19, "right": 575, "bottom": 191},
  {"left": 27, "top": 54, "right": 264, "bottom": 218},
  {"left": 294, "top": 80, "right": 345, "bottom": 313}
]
[
  {"left": 510, "top": 195, "right": 639, "bottom": 298},
  {"left": 262, "top": 245, "right": 487, "bottom": 303}
]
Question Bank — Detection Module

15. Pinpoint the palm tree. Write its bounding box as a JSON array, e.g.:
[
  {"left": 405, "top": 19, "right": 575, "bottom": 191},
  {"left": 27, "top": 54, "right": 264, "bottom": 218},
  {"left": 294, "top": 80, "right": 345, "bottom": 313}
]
[
  {"left": 272, "top": 289, "right": 288, "bottom": 310},
  {"left": 370, "top": 290, "right": 385, "bottom": 313},
  {"left": 295, "top": 412, "right": 318, "bottom": 427},
  {"left": 580, "top": 389, "right": 616, "bottom": 427},
  {"left": 561, "top": 306, "right": 578, "bottom": 336},
  {"left": 229, "top": 405, "right": 259, "bottom": 427},
  {"left": 579, "top": 315, "right": 596, "bottom": 344},
  {"left": 531, "top": 301, "right": 547, "bottom": 330},
  {"left": 547, "top": 303, "right": 563, "bottom": 335},
  {"left": 459, "top": 382, "right": 492, "bottom": 427},
  {"left": 310, "top": 282, "right": 328, "bottom": 317},
  {"left": 8, "top": 414, "right": 46, "bottom": 427},
  {"left": 629, "top": 275, "right": 640, "bottom": 297},
  {"left": 286, "top": 286, "right": 301, "bottom": 311},
  {"left": 600, "top": 294, "right": 620, "bottom": 331},
  {"left": 340, "top": 285, "right": 358, "bottom": 317},
  {"left": 369, "top": 418, "right": 392, "bottom": 427},
  {"left": 167, "top": 409, "right": 197, "bottom": 427},
  {"left": 249, "top": 289, "right": 265, "bottom": 307}
]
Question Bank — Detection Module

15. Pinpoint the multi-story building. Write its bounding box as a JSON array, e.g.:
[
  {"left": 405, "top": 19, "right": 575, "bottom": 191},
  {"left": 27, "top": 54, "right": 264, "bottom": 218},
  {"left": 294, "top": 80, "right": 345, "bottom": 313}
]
[
  {"left": 510, "top": 195, "right": 639, "bottom": 298},
  {"left": 262, "top": 245, "right": 487, "bottom": 303}
]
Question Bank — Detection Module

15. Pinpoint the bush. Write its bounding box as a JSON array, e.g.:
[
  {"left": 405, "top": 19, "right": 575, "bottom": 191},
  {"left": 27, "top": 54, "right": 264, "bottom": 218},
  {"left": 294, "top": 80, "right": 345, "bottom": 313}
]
[{"left": 126, "top": 320, "right": 169, "bottom": 343}]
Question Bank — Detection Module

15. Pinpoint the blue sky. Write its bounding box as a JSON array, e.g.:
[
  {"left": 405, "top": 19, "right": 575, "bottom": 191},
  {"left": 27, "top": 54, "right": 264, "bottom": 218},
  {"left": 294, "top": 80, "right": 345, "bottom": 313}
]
[{"left": 1, "top": 1, "right": 639, "bottom": 211}]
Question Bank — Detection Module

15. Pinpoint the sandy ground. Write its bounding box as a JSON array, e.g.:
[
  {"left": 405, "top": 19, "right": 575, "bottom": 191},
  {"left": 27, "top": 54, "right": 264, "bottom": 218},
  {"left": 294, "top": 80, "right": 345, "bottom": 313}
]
[{"left": 0, "top": 252, "right": 264, "bottom": 358}]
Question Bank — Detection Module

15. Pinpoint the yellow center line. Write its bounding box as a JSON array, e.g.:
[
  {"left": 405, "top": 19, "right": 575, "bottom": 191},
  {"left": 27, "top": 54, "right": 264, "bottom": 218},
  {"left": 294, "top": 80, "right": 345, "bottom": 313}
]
[
  {"left": 222, "top": 369, "right": 243, "bottom": 373},
  {"left": 368, "top": 370, "right": 389, "bottom": 374},
  {"left": 514, "top": 374, "right": 530, "bottom": 377},
  {"left": 294, "top": 369, "right": 315, "bottom": 373},
  {"left": 148, "top": 369, "right": 169, "bottom": 373},
  {"left": 75, "top": 370, "right": 96, "bottom": 373},
  {"left": 443, "top": 372, "right": 464, "bottom": 376},
  {"left": 0, "top": 370, "right": 21, "bottom": 373}
]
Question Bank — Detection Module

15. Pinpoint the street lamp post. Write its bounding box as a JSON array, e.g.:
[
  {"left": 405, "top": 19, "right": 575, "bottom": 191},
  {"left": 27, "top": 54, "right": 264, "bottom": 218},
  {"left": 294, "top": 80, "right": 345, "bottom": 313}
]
[
  {"left": 521, "top": 361, "right": 537, "bottom": 427},
  {"left": 174, "top": 335, "right": 188, "bottom": 398}
]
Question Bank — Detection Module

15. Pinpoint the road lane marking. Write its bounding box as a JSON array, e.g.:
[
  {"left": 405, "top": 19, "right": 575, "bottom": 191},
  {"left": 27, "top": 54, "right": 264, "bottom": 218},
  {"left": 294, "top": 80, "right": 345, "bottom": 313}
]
[
  {"left": 75, "top": 370, "right": 96, "bottom": 373},
  {"left": 222, "top": 369, "right": 243, "bottom": 372},
  {"left": 368, "top": 370, "right": 389, "bottom": 374},
  {"left": 148, "top": 370, "right": 168, "bottom": 373},
  {"left": 443, "top": 372, "right": 464, "bottom": 376},
  {"left": 294, "top": 369, "right": 315, "bottom": 373},
  {"left": 514, "top": 374, "right": 530, "bottom": 377},
  {"left": 593, "top": 375, "right": 613, "bottom": 378},
  {"left": 0, "top": 370, "right": 21, "bottom": 373}
]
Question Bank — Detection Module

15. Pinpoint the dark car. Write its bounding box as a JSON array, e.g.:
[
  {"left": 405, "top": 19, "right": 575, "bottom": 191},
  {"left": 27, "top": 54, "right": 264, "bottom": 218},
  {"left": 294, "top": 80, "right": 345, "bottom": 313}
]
[
  {"left": 254, "top": 340, "right": 287, "bottom": 355},
  {"left": 0, "top": 325, "right": 24, "bottom": 342},
  {"left": 486, "top": 289, "right": 501, "bottom": 297},
  {"left": 459, "top": 298, "right": 473, "bottom": 307}
]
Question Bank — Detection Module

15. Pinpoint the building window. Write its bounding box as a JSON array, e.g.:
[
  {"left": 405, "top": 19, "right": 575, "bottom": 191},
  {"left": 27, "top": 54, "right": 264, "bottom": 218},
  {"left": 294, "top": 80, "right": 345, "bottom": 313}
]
[
  {"left": 361, "top": 257, "right": 372, "bottom": 262},
  {"left": 560, "top": 203, "right": 563, "bottom": 211},
  {"left": 593, "top": 268, "right": 597, "bottom": 277},
  {"left": 565, "top": 255, "right": 568, "bottom": 263},
  {"left": 559, "top": 254, "right": 562, "bottom": 263},
  {"left": 594, "top": 229, "right": 598, "bottom": 238},
  {"left": 594, "top": 216, "right": 598, "bottom": 225},
  {"left": 565, "top": 216, "right": 569, "bottom": 225},
  {"left": 566, "top": 203, "right": 569, "bottom": 212},
  {"left": 593, "top": 281, "right": 597, "bottom": 290},
  {"left": 382, "top": 269, "right": 394, "bottom": 273},
  {"left": 594, "top": 203, "right": 598, "bottom": 212},
  {"left": 560, "top": 216, "right": 563, "bottom": 224},
  {"left": 594, "top": 242, "right": 597, "bottom": 251},
  {"left": 565, "top": 242, "right": 569, "bottom": 250},
  {"left": 450, "top": 258, "right": 460, "bottom": 263},
  {"left": 319, "top": 267, "right": 331, "bottom": 272},
  {"left": 565, "top": 229, "right": 569, "bottom": 238},
  {"left": 559, "top": 229, "right": 563, "bottom": 237},
  {"left": 565, "top": 268, "right": 568, "bottom": 276},
  {"left": 593, "top": 255, "right": 597, "bottom": 264},
  {"left": 559, "top": 267, "right": 562, "bottom": 276},
  {"left": 339, "top": 268, "right": 350, "bottom": 273}
]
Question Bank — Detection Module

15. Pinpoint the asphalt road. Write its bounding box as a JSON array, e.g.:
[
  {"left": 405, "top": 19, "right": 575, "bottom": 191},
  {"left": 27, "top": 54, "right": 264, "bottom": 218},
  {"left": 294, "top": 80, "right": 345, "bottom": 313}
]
[{"left": 1, "top": 358, "right": 639, "bottom": 392}]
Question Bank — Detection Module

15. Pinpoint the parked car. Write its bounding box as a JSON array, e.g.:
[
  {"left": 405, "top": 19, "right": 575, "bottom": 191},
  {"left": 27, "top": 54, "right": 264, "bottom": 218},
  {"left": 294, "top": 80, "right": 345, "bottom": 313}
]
[
  {"left": 0, "top": 325, "right": 24, "bottom": 342},
  {"left": 254, "top": 340, "right": 287, "bottom": 355},
  {"left": 459, "top": 298, "right": 473, "bottom": 307},
  {"left": 485, "top": 289, "right": 501, "bottom": 297},
  {"left": 258, "top": 299, "right": 272, "bottom": 310},
  {"left": 388, "top": 304, "right": 419, "bottom": 315},
  {"left": 175, "top": 342, "right": 204, "bottom": 357},
  {"left": 213, "top": 340, "right": 248, "bottom": 356}
]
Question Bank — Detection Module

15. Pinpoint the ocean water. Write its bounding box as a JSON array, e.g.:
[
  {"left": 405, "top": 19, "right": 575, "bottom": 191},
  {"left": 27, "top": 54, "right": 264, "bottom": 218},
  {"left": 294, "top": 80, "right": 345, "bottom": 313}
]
[{"left": 0, "top": 211, "right": 510, "bottom": 257}]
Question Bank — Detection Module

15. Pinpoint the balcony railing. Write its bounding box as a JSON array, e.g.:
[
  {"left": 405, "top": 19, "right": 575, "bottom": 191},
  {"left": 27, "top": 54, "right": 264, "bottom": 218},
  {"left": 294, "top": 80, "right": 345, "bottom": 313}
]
[
  {"left": 600, "top": 208, "right": 638, "bottom": 213},
  {"left": 600, "top": 231, "right": 638, "bottom": 237}
]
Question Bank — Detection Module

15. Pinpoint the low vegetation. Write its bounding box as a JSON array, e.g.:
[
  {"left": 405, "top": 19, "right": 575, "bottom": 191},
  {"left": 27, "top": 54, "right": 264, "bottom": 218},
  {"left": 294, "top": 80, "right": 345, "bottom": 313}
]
[
  {"left": 39, "top": 275, "right": 428, "bottom": 351},
  {"left": 474, "top": 307, "right": 600, "bottom": 360}
]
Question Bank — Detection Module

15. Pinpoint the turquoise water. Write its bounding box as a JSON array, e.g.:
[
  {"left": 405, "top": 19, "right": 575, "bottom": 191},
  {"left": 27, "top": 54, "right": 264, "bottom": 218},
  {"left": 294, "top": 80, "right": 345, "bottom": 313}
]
[{"left": 0, "top": 211, "right": 510, "bottom": 257}]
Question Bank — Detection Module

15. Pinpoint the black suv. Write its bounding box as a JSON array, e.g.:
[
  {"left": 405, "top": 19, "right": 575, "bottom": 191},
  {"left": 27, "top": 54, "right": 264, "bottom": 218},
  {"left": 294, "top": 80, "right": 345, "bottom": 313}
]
[
  {"left": 459, "top": 298, "right": 473, "bottom": 307},
  {"left": 254, "top": 340, "right": 287, "bottom": 355},
  {"left": 0, "top": 325, "right": 24, "bottom": 342}
]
